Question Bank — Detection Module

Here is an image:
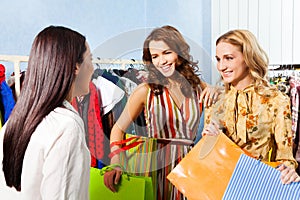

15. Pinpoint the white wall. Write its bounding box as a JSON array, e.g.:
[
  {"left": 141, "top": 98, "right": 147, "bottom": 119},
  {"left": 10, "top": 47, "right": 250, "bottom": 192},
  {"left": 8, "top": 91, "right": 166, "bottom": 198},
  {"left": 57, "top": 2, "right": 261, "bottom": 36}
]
[
  {"left": 0, "top": 0, "right": 213, "bottom": 83},
  {"left": 211, "top": 0, "right": 300, "bottom": 84}
]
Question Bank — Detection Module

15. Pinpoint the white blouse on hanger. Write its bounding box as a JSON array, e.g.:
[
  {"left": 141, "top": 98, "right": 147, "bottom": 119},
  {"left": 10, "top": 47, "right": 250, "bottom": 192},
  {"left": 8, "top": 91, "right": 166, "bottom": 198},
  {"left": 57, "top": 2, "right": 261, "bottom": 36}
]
[{"left": 0, "top": 100, "right": 90, "bottom": 200}]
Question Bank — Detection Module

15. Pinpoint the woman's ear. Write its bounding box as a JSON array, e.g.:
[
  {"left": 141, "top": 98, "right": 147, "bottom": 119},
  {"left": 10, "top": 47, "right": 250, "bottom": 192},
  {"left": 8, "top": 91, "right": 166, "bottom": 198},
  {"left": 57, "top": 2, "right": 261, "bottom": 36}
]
[{"left": 75, "top": 63, "right": 80, "bottom": 75}]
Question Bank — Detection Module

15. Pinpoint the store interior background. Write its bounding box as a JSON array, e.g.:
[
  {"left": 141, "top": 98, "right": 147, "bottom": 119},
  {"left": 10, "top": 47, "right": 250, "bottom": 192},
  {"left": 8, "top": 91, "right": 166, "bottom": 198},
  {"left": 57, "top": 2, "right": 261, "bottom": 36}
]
[
  {"left": 0, "top": 0, "right": 212, "bottom": 82},
  {"left": 0, "top": 0, "right": 299, "bottom": 85}
]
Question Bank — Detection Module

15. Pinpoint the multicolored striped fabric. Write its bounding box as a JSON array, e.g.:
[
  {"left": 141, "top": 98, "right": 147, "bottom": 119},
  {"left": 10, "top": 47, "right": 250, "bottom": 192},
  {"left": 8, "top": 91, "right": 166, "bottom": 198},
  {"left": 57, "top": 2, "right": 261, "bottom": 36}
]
[
  {"left": 223, "top": 154, "right": 300, "bottom": 200},
  {"left": 118, "top": 134, "right": 158, "bottom": 200},
  {"left": 145, "top": 87, "right": 201, "bottom": 200}
]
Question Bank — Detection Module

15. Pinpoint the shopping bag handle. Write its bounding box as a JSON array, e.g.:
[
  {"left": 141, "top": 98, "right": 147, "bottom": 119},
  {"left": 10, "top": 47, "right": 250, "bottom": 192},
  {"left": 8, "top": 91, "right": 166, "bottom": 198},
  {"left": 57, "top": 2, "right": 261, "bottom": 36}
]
[
  {"left": 199, "top": 133, "right": 246, "bottom": 159},
  {"left": 99, "top": 164, "right": 124, "bottom": 175},
  {"left": 98, "top": 164, "right": 132, "bottom": 180},
  {"left": 108, "top": 137, "right": 145, "bottom": 158},
  {"left": 198, "top": 134, "right": 220, "bottom": 159},
  {"left": 110, "top": 136, "right": 140, "bottom": 148}
]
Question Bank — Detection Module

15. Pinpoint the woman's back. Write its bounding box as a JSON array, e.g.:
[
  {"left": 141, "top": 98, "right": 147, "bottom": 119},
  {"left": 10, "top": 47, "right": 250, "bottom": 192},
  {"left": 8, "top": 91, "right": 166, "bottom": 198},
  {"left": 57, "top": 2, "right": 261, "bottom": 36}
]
[{"left": 0, "top": 101, "right": 90, "bottom": 200}]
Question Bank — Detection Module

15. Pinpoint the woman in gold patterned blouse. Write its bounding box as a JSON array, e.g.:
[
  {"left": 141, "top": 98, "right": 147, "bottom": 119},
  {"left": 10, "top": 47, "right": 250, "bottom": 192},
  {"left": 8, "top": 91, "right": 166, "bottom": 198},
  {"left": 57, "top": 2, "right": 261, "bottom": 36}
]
[{"left": 203, "top": 29, "right": 300, "bottom": 184}]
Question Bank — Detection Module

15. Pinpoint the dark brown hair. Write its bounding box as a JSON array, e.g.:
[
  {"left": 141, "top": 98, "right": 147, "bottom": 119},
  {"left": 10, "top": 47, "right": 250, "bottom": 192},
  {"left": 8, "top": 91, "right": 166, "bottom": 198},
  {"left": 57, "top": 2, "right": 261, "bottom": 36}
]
[
  {"left": 143, "top": 25, "right": 201, "bottom": 97},
  {"left": 3, "top": 26, "right": 86, "bottom": 191}
]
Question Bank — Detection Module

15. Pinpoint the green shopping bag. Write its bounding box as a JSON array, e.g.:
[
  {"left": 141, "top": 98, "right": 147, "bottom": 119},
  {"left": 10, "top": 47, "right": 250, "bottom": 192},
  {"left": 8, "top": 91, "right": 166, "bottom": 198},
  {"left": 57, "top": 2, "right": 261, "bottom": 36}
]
[
  {"left": 109, "top": 134, "right": 158, "bottom": 199},
  {"left": 89, "top": 165, "right": 154, "bottom": 200}
]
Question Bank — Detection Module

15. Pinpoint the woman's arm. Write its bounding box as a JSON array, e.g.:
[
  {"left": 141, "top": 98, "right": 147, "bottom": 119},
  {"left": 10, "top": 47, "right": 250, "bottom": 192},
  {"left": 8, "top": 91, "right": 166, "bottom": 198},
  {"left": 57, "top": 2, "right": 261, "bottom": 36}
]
[
  {"left": 109, "top": 83, "right": 148, "bottom": 163},
  {"left": 104, "top": 83, "right": 149, "bottom": 192},
  {"left": 273, "top": 95, "right": 300, "bottom": 184}
]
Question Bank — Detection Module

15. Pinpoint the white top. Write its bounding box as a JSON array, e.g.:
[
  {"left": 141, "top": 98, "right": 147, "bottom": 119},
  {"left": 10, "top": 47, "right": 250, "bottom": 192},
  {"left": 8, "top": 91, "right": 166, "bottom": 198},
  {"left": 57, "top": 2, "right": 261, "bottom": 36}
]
[
  {"left": 0, "top": 100, "right": 91, "bottom": 200},
  {"left": 92, "top": 76, "right": 125, "bottom": 115}
]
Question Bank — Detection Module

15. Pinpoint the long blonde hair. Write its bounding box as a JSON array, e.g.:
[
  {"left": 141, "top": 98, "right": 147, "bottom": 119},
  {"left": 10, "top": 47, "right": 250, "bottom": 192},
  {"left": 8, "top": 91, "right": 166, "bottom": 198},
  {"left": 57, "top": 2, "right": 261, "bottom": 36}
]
[{"left": 216, "top": 29, "right": 277, "bottom": 96}]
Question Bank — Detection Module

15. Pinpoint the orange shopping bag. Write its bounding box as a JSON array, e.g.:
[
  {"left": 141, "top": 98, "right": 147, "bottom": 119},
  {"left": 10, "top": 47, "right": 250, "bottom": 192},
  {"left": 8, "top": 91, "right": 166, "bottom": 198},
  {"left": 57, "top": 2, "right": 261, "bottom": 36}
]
[{"left": 167, "top": 133, "right": 245, "bottom": 200}]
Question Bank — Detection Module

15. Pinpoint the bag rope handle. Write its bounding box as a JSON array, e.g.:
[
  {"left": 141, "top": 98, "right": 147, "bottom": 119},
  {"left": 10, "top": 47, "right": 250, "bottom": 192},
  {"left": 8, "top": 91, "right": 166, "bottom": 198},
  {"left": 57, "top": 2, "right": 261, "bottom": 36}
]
[
  {"left": 108, "top": 136, "right": 145, "bottom": 158},
  {"left": 99, "top": 164, "right": 124, "bottom": 175},
  {"left": 98, "top": 164, "right": 132, "bottom": 180},
  {"left": 110, "top": 136, "right": 140, "bottom": 148}
]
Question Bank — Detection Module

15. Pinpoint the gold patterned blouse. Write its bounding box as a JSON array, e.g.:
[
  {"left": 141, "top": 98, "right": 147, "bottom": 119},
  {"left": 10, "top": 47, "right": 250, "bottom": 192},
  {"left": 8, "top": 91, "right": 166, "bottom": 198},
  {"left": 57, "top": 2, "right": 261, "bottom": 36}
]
[{"left": 205, "top": 84, "right": 297, "bottom": 168}]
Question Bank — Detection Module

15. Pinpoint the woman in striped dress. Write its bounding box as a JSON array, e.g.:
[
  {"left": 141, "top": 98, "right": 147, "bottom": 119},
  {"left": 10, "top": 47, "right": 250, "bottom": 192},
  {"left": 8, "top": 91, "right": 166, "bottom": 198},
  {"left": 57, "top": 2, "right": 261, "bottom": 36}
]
[{"left": 104, "top": 25, "right": 218, "bottom": 200}]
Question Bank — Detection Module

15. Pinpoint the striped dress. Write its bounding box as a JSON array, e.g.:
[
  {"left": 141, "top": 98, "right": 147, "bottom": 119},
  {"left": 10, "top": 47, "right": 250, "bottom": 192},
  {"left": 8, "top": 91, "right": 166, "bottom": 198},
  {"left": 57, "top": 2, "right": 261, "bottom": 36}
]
[{"left": 145, "top": 87, "right": 202, "bottom": 200}]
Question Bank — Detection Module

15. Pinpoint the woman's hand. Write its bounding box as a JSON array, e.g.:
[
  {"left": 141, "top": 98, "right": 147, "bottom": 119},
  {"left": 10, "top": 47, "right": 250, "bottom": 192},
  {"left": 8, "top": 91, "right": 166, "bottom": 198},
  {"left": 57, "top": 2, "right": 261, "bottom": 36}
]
[
  {"left": 103, "top": 168, "right": 123, "bottom": 192},
  {"left": 202, "top": 120, "right": 221, "bottom": 136},
  {"left": 200, "top": 85, "right": 221, "bottom": 108},
  {"left": 276, "top": 165, "right": 300, "bottom": 184}
]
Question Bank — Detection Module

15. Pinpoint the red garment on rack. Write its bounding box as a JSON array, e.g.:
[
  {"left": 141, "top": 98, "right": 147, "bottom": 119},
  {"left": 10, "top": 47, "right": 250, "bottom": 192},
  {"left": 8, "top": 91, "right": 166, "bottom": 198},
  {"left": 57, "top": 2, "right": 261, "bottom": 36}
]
[
  {"left": 0, "top": 64, "right": 5, "bottom": 83},
  {"left": 72, "top": 82, "right": 104, "bottom": 167}
]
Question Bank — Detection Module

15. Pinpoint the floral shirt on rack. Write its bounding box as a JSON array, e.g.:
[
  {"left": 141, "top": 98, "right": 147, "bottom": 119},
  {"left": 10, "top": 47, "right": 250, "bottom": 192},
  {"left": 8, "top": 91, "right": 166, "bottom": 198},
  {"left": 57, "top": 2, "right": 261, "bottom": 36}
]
[{"left": 205, "top": 84, "right": 297, "bottom": 168}]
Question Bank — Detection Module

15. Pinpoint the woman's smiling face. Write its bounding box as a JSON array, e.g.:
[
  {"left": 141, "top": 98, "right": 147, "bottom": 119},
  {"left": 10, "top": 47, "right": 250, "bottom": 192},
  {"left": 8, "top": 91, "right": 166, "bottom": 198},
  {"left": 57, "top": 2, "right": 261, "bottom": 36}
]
[
  {"left": 215, "top": 41, "right": 253, "bottom": 90},
  {"left": 149, "top": 40, "right": 178, "bottom": 77}
]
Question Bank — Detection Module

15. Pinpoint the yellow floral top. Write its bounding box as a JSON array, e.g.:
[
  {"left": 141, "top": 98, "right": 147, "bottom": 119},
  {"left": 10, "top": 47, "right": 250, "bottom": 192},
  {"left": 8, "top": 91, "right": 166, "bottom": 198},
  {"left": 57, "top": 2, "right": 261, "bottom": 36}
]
[{"left": 205, "top": 84, "right": 297, "bottom": 168}]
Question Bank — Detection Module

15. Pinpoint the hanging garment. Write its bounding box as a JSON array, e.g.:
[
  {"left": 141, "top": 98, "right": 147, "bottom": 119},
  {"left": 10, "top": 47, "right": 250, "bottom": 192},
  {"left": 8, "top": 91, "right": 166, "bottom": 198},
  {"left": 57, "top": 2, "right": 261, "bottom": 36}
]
[
  {"left": 289, "top": 76, "right": 300, "bottom": 173},
  {"left": 0, "top": 112, "right": 2, "bottom": 128},
  {"left": 0, "top": 64, "right": 15, "bottom": 124},
  {"left": 145, "top": 87, "right": 201, "bottom": 200},
  {"left": 289, "top": 76, "right": 300, "bottom": 138},
  {"left": 92, "top": 75, "right": 125, "bottom": 115},
  {"left": 72, "top": 82, "right": 105, "bottom": 168},
  {"left": 122, "top": 68, "right": 143, "bottom": 84},
  {"left": 7, "top": 71, "right": 26, "bottom": 101},
  {"left": 118, "top": 76, "right": 137, "bottom": 97},
  {"left": 92, "top": 68, "right": 119, "bottom": 85}
]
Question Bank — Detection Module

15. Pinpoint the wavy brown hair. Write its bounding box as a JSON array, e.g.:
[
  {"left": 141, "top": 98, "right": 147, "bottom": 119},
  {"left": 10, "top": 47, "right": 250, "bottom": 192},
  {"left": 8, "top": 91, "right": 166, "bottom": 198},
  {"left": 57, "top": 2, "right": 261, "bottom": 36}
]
[
  {"left": 143, "top": 25, "right": 202, "bottom": 97},
  {"left": 2, "top": 26, "right": 86, "bottom": 191}
]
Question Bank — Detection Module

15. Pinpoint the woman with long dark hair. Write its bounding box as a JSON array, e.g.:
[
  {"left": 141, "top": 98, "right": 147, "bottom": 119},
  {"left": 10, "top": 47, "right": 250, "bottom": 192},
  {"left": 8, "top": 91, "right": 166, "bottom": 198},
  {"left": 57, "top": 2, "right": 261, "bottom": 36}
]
[{"left": 0, "top": 25, "right": 94, "bottom": 199}]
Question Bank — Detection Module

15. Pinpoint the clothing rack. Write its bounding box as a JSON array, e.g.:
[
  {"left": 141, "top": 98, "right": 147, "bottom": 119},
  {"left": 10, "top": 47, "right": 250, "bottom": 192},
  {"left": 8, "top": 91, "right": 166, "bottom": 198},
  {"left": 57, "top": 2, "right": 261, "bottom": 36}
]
[
  {"left": 268, "top": 64, "right": 300, "bottom": 70},
  {"left": 93, "top": 58, "right": 144, "bottom": 70},
  {"left": 0, "top": 55, "right": 28, "bottom": 98},
  {"left": 0, "top": 54, "right": 144, "bottom": 98},
  {"left": 268, "top": 64, "right": 300, "bottom": 78}
]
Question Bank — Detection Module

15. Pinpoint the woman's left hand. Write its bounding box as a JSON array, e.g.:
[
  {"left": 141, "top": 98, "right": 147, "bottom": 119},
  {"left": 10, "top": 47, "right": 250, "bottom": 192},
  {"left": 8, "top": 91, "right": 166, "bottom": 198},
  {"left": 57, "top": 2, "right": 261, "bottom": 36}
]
[
  {"left": 202, "top": 120, "right": 221, "bottom": 136},
  {"left": 200, "top": 85, "right": 220, "bottom": 108},
  {"left": 277, "top": 165, "right": 300, "bottom": 184}
]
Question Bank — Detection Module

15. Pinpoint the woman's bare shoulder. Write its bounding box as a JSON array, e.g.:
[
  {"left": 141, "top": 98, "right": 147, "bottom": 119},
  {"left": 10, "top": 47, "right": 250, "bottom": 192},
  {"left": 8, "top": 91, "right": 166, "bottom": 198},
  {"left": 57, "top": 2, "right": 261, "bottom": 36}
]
[
  {"left": 126, "top": 83, "right": 150, "bottom": 105},
  {"left": 133, "top": 82, "right": 150, "bottom": 95}
]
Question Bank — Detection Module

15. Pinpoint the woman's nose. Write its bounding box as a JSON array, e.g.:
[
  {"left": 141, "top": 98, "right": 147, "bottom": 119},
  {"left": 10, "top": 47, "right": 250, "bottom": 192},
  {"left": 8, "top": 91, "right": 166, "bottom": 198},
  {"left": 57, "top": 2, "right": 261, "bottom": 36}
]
[
  {"left": 159, "top": 56, "right": 167, "bottom": 65},
  {"left": 218, "top": 60, "right": 227, "bottom": 71}
]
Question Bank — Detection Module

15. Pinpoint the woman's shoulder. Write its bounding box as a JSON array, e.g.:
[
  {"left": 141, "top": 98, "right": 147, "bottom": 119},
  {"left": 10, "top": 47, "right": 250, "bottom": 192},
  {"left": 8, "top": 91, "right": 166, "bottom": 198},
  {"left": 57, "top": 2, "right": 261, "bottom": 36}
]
[
  {"left": 30, "top": 107, "right": 85, "bottom": 151},
  {"left": 51, "top": 107, "right": 84, "bottom": 129},
  {"left": 123, "top": 83, "right": 151, "bottom": 107},
  {"left": 36, "top": 107, "right": 84, "bottom": 138},
  {"left": 271, "top": 90, "right": 290, "bottom": 104},
  {"left": 257, "top": 86, "right": 290, "bottom": 107},
  {"left": 131, "top": 82, "right": 151, "bottom": 96},
  {"left": 136, "top": 82, "right": 150, "bottom": 90}
]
